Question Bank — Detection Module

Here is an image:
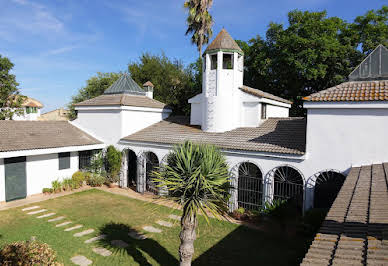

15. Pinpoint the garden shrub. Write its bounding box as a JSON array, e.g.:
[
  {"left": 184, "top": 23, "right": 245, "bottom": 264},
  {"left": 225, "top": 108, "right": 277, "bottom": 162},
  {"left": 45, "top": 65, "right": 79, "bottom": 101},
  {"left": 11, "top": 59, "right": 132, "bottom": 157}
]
[
  {"left": 72, "top": 171, "right": 85, "bottom": 187},
  {"left": 51, "top": 180, "right": 62, "bottom": 193},
  {"left": 0, "top": 240, "right": 60, "bottom": 265},
  {"left": 105, "top": 145, "right": 122, "bottom": 184},
  {"left": 86, "top": 174, "right": 105, "bottom": 187},
  {"left": 42, "top": 188, "right": 53, "bottom": 194},
  {"left": 61, "top": 178, "right": 73, "bottom": 191}
]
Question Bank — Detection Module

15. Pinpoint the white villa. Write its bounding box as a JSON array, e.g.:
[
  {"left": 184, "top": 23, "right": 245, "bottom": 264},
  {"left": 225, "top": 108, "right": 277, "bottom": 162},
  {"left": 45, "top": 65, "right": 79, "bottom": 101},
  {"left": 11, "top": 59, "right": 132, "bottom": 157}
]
[
  {"left": 1, "top": 29, "right": 388, "bottom": 213},
  {"left": 12, "top": 96, "right": 43, "bottom": 121}
]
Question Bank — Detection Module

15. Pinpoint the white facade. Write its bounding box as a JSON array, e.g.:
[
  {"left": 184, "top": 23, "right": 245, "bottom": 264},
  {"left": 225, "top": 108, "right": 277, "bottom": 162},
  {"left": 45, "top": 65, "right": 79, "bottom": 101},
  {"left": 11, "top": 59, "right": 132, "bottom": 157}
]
[
  {"left": 73, "top": 106, "right": 171, "bottom": 145},
  {"left": 12, "top": 107, "right": 41, "bottom": 121}
]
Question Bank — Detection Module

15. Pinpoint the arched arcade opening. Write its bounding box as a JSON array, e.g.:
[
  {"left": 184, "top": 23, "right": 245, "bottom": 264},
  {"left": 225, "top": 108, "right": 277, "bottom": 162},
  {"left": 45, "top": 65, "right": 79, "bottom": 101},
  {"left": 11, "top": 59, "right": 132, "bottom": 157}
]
[{"left": 237, "top": 162, "right": 263, "bottom": 210}]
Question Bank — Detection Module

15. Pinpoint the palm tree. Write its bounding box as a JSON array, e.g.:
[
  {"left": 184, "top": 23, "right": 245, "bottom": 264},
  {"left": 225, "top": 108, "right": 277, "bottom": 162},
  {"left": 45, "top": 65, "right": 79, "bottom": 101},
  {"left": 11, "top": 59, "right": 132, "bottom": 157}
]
[
  {"left": 152, "top": 141, "right": 230, "bottom": 266},
  {"left": 184, "top": 0, "right": 214, "bottom": 59}
]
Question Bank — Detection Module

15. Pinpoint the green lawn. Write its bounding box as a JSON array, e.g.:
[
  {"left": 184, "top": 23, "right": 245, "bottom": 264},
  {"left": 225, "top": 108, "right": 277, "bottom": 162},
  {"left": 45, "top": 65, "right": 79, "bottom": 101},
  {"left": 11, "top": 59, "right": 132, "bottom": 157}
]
[{"left": 0, "top": 189, "right": 311, "bottom": 265}]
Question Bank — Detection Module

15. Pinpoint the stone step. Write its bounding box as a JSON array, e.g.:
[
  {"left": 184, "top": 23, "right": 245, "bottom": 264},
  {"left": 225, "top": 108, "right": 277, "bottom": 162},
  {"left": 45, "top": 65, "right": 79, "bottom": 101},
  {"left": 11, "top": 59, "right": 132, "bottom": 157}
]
[
  {"left": 64, "top": 225, "right": 83, "bottom": 232},
  {"left": 22, "top": 206, "right": 40, "bottom": 211},
  {"left": 37, "top": 213, "right": 56, "bottom": 219},
  {"left": 70, "top": 255, "right": 92, "bottom": 266},
  {"left": 143, "top": 226, "right": 162, "bottom": 233},
  {"left": 128, "top": 230, "right": 147, "bottom": 240},
  {"left": 156, "top": 220, "right": 173, "bottom": 228},
  {"left": 168, "top": 214, "right": 181, "bottom": 221},
  {"left": 27, "top": 209, "right": 47, "bottom": 215},
  {"left": 48, "top": 216, "right": 65, "bottom": 222},
  {"left": 74, "top": 229, "right": 94, "bottom": 237},
  {"left": 84, "top": 235, "right": 107, "bottom": 244},
  {"left": 92, "top": 247, "right": 112, "bottom": 257},
  {"left": 111, "top": 239, "right": 128, "bottom": 248},
  {"left": 56, "top": 221, "right": 72, "bottom": 227}
]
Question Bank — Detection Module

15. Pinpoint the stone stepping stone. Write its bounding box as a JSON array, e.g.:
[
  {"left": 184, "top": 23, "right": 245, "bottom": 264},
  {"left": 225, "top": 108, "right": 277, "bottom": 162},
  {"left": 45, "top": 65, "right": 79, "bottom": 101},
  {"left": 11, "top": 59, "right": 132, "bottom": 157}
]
[
  {"left": 64, "top": 225, "right": 83, "bottom": 232},
  {"left": 143, "top": 226, "right": 162, "bottom": 233},
  {"left": 70, "top": 255, "right": 92, "bottom": 266},
  {"left": 22, "top": 206, "right": 40, "bottom": 211},
  {"left": 27, "top": 209, "right": 47, "bottom": 215},
  {"left": 37, "top": 213, "right": 55, "bottom": 219},
  {"left": 128, "top": 230, "right": 147, "bottom": 240},
  {"left": 74, "top": 229, "right": 94, "bottom": 237},
  {"left": 48, "top": 216, "right": 65, "bottom": 222},
  {"left": 111, "top": 239, "right": 128, "bottom": 248},
  {"left": 84, "top": 235, "right": 107, "bottom": 244},
  {"left": 56, "top": 221, "right": 72, "bottom": 227},
  {"left": 156, "top": 220, "right": 173, "bottom": 228},
  {"left": 92, "top": 247, "right": 112, "bottom": 257},
  {"left": 168, "top": 214, "right": 181, "bottom": 221}
]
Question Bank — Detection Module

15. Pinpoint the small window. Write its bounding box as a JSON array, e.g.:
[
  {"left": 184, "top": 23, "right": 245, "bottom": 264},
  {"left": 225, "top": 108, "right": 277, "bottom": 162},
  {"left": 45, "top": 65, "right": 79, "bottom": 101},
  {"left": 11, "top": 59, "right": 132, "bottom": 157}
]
[
  {"left": 261, "top": 103, "right": 267, "bottom": 120},
  {"left": 26, "top": 107, "right": 31, "bottom": 114},
  {"left": 223, "top": 53, "right": 233, "bottom": 69},
  {"left": 59, "top": 152, "right": 71, "bottom": 170},
  {"left": 211, "top": 54, "right": 217, "bottom": 70}
]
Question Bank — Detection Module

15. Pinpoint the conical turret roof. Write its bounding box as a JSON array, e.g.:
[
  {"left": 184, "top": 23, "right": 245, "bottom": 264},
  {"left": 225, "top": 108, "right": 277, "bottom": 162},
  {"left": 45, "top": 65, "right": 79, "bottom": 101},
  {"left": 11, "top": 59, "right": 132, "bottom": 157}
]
[
  {"left": 104, "top": 73, "right": 146, "bottom": 95},
  {"left": 204, "top": 29, "right": 243, "bottom": 55}
]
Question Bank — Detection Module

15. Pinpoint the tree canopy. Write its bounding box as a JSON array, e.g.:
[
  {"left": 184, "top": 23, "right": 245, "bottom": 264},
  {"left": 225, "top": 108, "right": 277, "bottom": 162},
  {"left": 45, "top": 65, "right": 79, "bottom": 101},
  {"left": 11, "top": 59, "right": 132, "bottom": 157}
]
[
  {"left": 0, "top": 55, "right": 25, "bottom": 120},
  {"left": 239, "top": 6, "right": 387, "bottom": 116}
]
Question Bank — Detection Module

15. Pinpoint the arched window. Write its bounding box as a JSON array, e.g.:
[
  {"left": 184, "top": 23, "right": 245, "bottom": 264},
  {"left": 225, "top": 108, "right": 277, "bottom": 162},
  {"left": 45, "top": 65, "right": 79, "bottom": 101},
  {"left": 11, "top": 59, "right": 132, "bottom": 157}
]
[
  {"left": 127, "top": 149, "right": 137, "bottom": 189},
  {"left": 237, "top": 162, "right": 263, "bottom": 210},
  {"left": 314, "top": 171, "right": 345, "bottom": 209},
  {"left": 273, "top": 166, "right": 304, "bottom": 211},
  {"left": 145, "top": 152, "right": 159, "bottom": 194}
]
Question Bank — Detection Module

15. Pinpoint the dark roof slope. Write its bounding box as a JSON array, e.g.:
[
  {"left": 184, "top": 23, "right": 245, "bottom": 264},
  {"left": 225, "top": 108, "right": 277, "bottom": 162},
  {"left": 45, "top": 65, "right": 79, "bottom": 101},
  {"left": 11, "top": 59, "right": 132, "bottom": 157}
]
[
  {"left": 74, "top": 94, "right": 169, "bottom": 109},
  {"left": 240, "top": 85, "right": 293, "bottom": 104},
  {"left": 303, "top": 80, "right": 388, "bottom": 102},
  {"left": 122, "top": 116, "right": 306, "bottom": 155},
  {"left": 301, "top": 163, "right": 388, "bottom": 265},
  {"left": 204, "top": 29, "right": 243, "bottom": 55},
  {"left": 104, "top": 73, "right": 146, "bottom": 95},
  {"left": 0, "top": 121, "right": 102, "bottom": 152}
]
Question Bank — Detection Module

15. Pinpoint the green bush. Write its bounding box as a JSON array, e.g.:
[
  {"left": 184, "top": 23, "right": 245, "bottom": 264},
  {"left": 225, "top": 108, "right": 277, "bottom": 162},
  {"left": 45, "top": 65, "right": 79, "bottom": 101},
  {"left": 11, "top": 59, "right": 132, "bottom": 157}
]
[
  {"left": 260, "top": 199, "right": 288, "bottom": 215},
  {"left": 62, "top": 178, "right": 73, "bottom": 191},
  {"left": 72, "top": 171, "right": 85, "bottom": 187},
  {"left": 86, "top": 174, "right": 105, "bottom": 187},
  {"left": 0, "top": 240, "right": 60, "bottom": 265},
  {"left": 51, "top": 180, "right": 62, "bottom": 193},
  {"left": 42, "top": 188, "right": 53, "bottom": 194},
  {"left": 105, "top": 145, "right": 122, "bottom": 184}
]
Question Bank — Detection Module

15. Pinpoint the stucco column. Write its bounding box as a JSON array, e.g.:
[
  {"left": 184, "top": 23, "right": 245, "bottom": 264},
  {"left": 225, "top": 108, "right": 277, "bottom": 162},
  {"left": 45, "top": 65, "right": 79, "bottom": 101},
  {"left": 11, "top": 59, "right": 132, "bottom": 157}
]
[
  {"left": 228, "top": 167, "right": 238, "bottom": 212},
  {"left": 136, "top": 153, "right": 146, "bottom": 193},
  {"left": 119, "top": 150, "right": 128, "bottom": 188}
]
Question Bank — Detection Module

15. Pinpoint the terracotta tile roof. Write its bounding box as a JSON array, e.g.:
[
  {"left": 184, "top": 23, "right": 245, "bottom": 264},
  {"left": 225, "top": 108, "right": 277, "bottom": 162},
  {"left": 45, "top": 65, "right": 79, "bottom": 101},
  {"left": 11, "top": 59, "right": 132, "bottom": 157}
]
[
  {"left": 143, "top": 81, "right": 154, "bottom": 87},
  {"left": 204, "top": 29, "right": 243, "bottom": 54},
  {"left": 240, "top": 85, "right": 293, "bottom": 104},
  {"left": 0, "top": 121, "right": 102, "bottom": 152},
  {"left": 301, "top": 163, "right": 388, "bottom": 266},
  {"left": 74, "top": 94, "right": 169, "bottom": 109},
  {"left": 22, "top": 97, "right": 43, "bottom": 108},
  {"left": 303, "top": 80, "right": 388, "bottom": 102},
  {"left": 121, "top": 116, "right": 306, "bottom": 155}
]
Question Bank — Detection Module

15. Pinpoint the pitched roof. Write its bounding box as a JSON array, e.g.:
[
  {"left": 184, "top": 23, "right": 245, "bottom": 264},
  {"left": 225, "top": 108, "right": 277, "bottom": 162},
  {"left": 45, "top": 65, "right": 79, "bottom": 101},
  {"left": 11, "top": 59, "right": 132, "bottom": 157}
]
[
  {"left": 301, "top": 163, "right": 388, "bottom": 266},
  {"left": 204, "top": 29, "right": 243, "bottom": 55},
  {"left": 22, "top": 97, "right": 43, "bottom": 108},
  {"left": 103, "top": 73, "right": 146, "bottom": 95},
  {"left": 303, "top": 80, "right": 388, "bottom": 102},
  {"left": 0, "top": 121, "right": 102, "bottom": 152},
  {"left": 121, "top": 116, "right": 306, "bottom": 155},
  {"left": 143, "top": 81, "right": 154, "bottom": 87},
  {"left": 74, "top": 94, "right": 169, "bottom": 109},
  {"left": 240, "top": 85, "right": 293, "bottom": 104}
]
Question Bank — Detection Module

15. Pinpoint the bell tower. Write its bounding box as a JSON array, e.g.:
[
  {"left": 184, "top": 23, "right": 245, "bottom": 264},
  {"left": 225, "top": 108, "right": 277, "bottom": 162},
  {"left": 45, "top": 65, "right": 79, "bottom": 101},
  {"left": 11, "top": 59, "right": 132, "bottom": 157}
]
[{"left": 202, "top": 29, "right": 244, "bottom": 132}]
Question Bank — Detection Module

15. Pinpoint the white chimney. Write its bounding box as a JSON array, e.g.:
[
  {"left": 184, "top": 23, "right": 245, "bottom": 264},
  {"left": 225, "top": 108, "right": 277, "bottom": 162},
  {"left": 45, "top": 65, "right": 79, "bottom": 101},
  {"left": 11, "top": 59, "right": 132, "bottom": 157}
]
[{"left": 143, "top": 81, "right": 154, "bottom": 99}]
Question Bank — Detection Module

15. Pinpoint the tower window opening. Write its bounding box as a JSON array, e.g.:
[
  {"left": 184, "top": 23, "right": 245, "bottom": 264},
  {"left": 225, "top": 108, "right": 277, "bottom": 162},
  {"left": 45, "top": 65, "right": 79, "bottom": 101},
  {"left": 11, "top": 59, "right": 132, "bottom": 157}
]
[
  {"left": 211, "top": 54, "right": 217, "bottom": 70},
  {"left": 223, "top": 53, "right": 233, "bottom": 69}
]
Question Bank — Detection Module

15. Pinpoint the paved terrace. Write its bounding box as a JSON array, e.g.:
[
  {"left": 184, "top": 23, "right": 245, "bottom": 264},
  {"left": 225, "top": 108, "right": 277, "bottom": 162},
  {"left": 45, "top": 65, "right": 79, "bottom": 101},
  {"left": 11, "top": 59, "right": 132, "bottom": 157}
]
[{"left": 301, "top": 163, "right": 388, "bottom": 265}]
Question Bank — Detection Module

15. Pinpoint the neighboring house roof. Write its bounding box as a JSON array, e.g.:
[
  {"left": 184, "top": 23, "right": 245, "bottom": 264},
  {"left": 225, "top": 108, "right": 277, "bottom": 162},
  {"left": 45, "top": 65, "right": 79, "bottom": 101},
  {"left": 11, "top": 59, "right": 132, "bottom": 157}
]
[
  {"left": 143, "top": 81, "right": 154, "bottom": 87},
  {"left": 103, "top": 73, "right": 146, "bottom": 95},
  {"left": 122, "top": 116, "right": 306, "bottom": 155},
  {"left": 22, "top": 97, "right": 43, "bottom": 108},
  {"left": 0, "top": 121, "right": 102, "bottom": 152},
  {"left": 74, "top": 94, "right": 169, "bottom": 109},
  {"left": 303, "top": 80, "right": 388, "bottom": 102},
  {"left": 301, "top": 163, "right": 388, "bottom": 266},
  {"left": 240, "top": 85, "right": 293, "bottom": 105},
  {"left": 204, "top": 28, "right": 243, "bottom": 55},
  {"left": 38, "top": 108, "right": 69, "bottom": 121}
]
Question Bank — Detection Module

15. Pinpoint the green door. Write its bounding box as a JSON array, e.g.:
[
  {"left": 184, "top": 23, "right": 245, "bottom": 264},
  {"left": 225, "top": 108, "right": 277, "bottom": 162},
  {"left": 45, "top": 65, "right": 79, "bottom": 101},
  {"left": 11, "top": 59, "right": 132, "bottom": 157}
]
[{"left": 5, "top": 157, "right": 27, "bottom": 202}]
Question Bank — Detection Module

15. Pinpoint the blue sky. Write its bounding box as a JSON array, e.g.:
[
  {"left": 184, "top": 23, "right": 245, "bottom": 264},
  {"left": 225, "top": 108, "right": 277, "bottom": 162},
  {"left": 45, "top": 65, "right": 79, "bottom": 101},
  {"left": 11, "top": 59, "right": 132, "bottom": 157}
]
[{"left": 0, "top": 0, "right": 385, "bottom": 112}]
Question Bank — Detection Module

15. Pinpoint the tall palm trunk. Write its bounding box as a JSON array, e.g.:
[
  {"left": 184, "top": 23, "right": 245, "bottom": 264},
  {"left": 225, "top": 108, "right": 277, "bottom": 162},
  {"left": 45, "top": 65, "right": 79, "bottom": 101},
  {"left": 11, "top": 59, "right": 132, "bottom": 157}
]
[{"left": 179, "top": 214, "right": 198, "bottom": 266}]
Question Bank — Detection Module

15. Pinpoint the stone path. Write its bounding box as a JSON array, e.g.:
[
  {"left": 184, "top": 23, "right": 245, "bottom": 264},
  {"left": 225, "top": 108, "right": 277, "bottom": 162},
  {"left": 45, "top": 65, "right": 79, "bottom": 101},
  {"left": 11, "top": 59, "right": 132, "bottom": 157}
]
[
  {"left": 128, "top": 230, "right": 147, "bottom": 240},
  {"left": 74, "top": 229, "right": 94, "bottom": 237},
  {"left": 168, "top": 214, "right": 181, "bottom": 221},
  {"left": 56, "top": 221, "right": 72, "bottom": 227},
  {"left": 84, "top": 234, "right": 107, "bottom": 244},
  {"left": 156, "top": 220, "right": 173, "bottom": 228},
  {"left": 37, "top": 212, "right": 55, "bottom": 219},
  {"left": 92, "top": 247, "right": 112, "bottom": 257},
  {"left": 27, "top": 209, "right": 47, "bottom": 215},
  {"left": 70, "top": 255, "right": 92, "bottom": 266},
  {"left": 111, "top": 239, "right": 128, "bottom": 248},
  {"left": 22, "top": 206, "right": 40, "bottom": 211},
  {"left": 143, "top": 226, "right": 162, "bottom": 233},
  {"left": 48, "top": 216, "right": 65, "bottom": 222},
  {"left": 64, "top": 225, "right": 83, "bottom": 232}
]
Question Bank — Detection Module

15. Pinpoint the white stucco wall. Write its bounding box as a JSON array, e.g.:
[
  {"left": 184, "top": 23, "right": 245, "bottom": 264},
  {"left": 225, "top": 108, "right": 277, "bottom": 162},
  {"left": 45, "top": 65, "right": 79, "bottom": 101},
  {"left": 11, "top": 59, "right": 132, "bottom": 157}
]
[
  {"left": 266, "top": 104, "right": 289, "bottom": 118},
  {"left": 0, "top": 159, "right": 4, "bottom": 202},
  {"left": 190, "top": 103, "right": 202, "bottom": 126},
  {"left": 13, "top": 108, "right": 41, "bottom": 121}
]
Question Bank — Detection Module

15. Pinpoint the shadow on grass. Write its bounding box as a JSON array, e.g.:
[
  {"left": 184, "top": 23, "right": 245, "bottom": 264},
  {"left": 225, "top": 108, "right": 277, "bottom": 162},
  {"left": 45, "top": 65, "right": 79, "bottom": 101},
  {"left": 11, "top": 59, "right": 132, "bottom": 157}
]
[{"left": 98, "top": 223, "right": 178, "bottom": 266}]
